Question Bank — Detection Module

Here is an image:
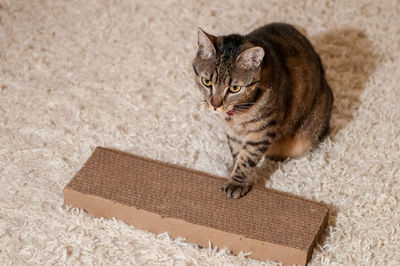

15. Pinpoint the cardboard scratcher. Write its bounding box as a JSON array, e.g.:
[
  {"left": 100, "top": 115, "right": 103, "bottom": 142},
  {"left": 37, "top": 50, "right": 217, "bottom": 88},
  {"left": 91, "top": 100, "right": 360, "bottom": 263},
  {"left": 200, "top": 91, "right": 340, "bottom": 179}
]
[{"left": 63, "top": 147, "right": 329, "bottom": 265}]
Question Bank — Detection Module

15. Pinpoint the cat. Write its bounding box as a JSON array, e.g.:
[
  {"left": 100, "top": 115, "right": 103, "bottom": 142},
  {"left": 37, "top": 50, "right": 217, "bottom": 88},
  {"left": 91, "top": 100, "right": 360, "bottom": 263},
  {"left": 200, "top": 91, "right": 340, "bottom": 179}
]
[{"left": 192, "top": 23, "right": 333, "bottom": 199}]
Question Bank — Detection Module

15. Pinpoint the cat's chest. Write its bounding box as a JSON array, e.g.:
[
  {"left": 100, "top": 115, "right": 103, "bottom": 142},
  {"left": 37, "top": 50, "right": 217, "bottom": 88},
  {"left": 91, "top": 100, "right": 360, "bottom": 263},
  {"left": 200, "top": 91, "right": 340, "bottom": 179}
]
[{"left": 221, "top": 115, "right": 247, "bottom": 138}]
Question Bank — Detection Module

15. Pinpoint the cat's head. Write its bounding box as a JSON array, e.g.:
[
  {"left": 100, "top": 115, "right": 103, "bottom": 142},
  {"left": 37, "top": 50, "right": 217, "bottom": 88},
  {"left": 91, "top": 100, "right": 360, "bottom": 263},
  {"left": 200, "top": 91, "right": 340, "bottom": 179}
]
[{"left": 192, "top": 28, "right": 264, "bottom": 116}]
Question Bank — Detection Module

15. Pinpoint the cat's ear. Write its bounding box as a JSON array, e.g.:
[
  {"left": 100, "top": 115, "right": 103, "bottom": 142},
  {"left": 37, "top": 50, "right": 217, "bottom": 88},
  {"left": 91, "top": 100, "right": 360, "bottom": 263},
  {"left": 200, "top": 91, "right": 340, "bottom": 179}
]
[
  {"left": 197, "top": 28, "right": 216, "bottom": 59},
  {"left": 235, "top": 47, "right": 264, "bottom": 70}
]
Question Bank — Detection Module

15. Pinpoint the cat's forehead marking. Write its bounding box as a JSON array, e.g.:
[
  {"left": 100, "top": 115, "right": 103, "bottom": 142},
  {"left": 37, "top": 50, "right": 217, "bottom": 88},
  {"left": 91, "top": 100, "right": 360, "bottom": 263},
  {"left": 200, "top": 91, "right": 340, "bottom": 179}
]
[{"left": 214, "top": 62, "right": 230, "bottom": 86}]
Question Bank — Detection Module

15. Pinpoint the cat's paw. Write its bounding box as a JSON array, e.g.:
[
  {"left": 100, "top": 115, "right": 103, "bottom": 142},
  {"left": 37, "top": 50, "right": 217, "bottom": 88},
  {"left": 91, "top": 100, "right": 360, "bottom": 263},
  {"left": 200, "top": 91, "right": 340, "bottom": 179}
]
[{"left": 221, "top": 182, "right": 252, "bottom": 199}]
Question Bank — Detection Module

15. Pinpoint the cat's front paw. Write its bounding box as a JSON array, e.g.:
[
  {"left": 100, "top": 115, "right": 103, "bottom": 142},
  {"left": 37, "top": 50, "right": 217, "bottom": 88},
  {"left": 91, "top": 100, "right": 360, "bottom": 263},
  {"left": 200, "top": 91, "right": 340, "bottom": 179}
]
[{"left": 221, "top": 182, "right": 252, "bottom": 199}]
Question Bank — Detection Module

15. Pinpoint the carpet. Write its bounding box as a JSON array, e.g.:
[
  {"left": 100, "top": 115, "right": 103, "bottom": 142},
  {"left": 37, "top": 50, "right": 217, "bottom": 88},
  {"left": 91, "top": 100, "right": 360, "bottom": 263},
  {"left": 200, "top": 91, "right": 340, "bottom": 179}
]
[{"left": 1, "top": 0, "right": 399, "bottom": 264}]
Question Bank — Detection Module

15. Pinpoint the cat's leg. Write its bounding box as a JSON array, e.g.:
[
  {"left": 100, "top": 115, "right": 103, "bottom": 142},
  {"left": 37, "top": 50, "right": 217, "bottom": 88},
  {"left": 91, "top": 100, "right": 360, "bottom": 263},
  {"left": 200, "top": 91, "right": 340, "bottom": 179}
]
[
  {"left": 266, "top": 82, "right": 333, "bottom": 159},
  {"left": 266, "top": 134, "right": 311, "bottom": 158},
  {"left": 227, "top": 135, "right": 242, "bottom": 164},
  {"left": 222, "top": 134, "right": 274, "bottom": 199}
]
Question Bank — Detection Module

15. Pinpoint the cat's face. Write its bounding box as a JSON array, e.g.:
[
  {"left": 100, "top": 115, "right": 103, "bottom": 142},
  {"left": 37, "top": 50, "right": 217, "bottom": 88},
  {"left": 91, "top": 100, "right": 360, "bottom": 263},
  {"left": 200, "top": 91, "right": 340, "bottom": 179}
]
[{"left": 192, "top": 29, "right": 264, "bottom": 116}]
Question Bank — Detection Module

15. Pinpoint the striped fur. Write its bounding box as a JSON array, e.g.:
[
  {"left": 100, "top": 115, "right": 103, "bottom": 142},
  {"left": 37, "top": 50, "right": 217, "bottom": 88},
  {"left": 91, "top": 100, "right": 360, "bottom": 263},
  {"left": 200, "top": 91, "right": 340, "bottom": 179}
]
[{"left": 193, "top": 23, "right": 333, "bottom": 199}]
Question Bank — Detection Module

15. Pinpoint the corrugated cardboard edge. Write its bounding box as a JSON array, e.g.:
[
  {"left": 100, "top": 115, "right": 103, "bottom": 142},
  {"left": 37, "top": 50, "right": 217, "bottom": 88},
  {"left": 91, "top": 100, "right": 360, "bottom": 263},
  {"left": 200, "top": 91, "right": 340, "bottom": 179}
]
[
  {"left": 64, "top": 187, "right": 309, "bottom": 265},
  {"left": 308, "top": 206, "right": 330, "bottom": 262}
]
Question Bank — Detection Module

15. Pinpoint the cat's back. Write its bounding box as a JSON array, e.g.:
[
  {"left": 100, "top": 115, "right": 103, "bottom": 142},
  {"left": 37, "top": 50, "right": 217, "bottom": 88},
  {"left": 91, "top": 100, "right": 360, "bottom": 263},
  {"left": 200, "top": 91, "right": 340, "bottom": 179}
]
[
  {"left": 247, "top": 23, "right": 319, "bottom": 62},
  {"left": 248, "top": 22, "right": 304, "bottom": 39}
]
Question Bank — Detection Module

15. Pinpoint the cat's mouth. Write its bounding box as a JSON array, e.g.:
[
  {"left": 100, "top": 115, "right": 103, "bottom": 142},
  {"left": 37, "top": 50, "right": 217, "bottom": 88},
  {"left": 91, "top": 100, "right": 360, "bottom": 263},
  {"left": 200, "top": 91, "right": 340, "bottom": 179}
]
[{"left": 226, "top": 108, "right": 235, "bottom": 116}]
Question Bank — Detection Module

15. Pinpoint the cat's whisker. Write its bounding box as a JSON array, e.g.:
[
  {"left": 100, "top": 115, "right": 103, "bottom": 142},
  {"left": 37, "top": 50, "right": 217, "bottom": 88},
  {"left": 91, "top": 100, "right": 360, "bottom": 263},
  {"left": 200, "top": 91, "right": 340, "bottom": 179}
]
[
  {"left": 234, "top": 103, "right": 255, "bottom": 109},
  {"left": 235, "top": 102, "right": 254, "bottom": 105},
  {"left": 234, "top": 106, "right": 252, "bottom": 110}
]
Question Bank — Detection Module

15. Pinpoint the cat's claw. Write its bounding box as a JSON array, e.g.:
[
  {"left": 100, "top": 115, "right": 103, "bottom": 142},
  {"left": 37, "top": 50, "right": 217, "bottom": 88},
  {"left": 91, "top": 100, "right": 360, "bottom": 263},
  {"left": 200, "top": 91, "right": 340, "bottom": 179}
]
[{"left": 221, "top": 182, "right": 252, "bottom": 199}]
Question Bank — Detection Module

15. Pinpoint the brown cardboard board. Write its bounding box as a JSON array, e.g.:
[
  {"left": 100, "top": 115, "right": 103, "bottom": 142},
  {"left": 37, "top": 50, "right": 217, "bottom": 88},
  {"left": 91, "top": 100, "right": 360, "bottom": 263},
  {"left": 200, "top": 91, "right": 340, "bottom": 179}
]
[{"left": 63, "top": 147, "right": 329, "bottom": 265}]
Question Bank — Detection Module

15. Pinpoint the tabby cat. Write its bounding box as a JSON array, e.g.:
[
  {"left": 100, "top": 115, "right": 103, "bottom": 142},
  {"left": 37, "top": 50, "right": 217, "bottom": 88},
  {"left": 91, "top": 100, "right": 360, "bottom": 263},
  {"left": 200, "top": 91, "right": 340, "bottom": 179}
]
[{"left": 192, "top": 23, "right": 333, "bottom": 199}]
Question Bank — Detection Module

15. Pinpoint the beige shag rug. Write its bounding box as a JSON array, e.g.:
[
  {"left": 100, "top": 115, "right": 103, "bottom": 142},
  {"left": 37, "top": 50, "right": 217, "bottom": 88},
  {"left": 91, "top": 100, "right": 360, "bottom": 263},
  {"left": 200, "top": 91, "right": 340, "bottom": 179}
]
[{"left": 1, "top": 0, "right": 399, "bottom": 264}]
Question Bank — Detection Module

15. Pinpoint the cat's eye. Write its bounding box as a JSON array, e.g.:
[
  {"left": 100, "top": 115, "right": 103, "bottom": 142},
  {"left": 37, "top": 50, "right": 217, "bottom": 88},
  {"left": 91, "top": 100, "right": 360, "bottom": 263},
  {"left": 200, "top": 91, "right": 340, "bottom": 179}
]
[
  {"left": 201, "top": 77, "right": 212, "bottom": 87},
  {"left": 229, "top": 85, "right": 242, "bottom": 93}
]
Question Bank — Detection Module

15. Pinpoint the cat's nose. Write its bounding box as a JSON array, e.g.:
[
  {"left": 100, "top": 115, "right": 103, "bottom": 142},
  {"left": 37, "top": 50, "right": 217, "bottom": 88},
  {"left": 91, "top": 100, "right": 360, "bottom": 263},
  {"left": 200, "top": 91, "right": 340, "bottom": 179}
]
[{"left": 210, "top": 96, "right": 223, "bottom": 110}]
